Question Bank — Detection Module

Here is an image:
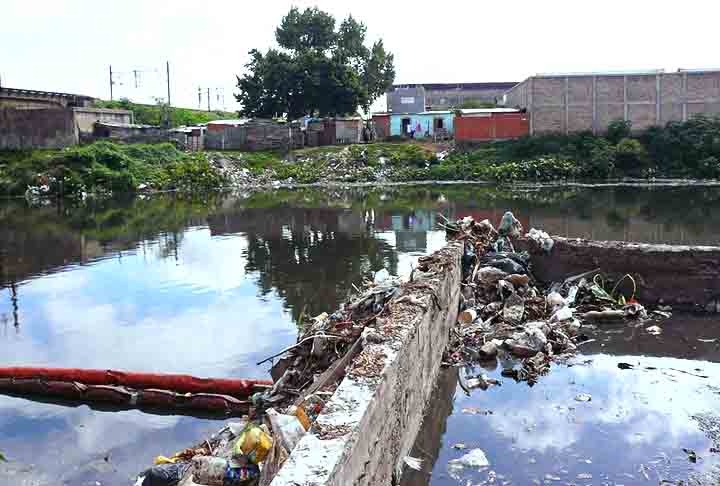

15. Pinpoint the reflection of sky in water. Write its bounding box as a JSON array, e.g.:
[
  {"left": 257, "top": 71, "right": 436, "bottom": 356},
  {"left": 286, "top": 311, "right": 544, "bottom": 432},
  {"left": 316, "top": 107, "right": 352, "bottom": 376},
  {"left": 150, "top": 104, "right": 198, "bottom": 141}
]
[
  {"left": 0, "top": 213, "right": 446, "bottom": 485},
  {"left": 427, "top": 354, "right": 720, "bottom": 485}
]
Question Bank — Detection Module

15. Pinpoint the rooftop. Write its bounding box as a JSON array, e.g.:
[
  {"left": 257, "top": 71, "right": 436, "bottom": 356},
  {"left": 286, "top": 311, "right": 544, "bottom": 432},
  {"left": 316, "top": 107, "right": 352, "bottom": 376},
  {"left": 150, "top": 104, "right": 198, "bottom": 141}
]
[
  {"left": 457, "top": 108, "right": 521, "bottom": 115},
  {"left": 391, "top": 82, "right": 519, "bottom": 91},
  {"left": 0, "top": 86, "right": 95, "bottom": 101}
]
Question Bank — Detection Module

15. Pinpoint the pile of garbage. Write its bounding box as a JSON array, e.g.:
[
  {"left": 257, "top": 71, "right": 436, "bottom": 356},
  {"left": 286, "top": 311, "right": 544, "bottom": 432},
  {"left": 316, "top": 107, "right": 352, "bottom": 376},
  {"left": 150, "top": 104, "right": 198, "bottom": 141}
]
[
  {"left": 445, "top": 211, "right": 669, "bottom": 385},
  {"left": 135, "top": 270, "right": 403, "bottom": 486}
]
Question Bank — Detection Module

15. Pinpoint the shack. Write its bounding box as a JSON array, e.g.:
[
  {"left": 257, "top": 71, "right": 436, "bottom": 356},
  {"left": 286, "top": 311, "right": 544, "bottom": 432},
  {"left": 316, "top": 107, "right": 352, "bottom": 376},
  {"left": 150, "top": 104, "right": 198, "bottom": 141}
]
[
  {"left": 371, "top": 113, "right": 390, "bottom": 140},
  {"left": 454, "top": 108, "right": 529, "bottom": 144},
  {"left": 390, "top": 111, "right": 454, "bottom": 139},
  {"left": 92, "top": 122, "right": 170, "bottom": 144},
  {"left": 204, "top": 118, "right": 303, "bottom": 151},
  {"left": 305, "top": 117, "right": 364, "bottom": 147}
]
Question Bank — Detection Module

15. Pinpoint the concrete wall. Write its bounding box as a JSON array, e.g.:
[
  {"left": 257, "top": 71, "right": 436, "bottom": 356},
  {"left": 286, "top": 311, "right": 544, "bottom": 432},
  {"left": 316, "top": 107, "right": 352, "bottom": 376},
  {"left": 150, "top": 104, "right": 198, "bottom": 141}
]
[
  {"left": 425, "top": 86, "right": 514, "bottom": 109},
  {"left": 386, "top": 87, "right": 426, "bottom": 113},
  {"left": 0, "top": 88, "right": 94, "bottom": 110},
  {"left": 0, "top": 107, "right": 78, "bottom": 149},
  {"left": 519, "top": 236, "right": 720, "bottom": 310},
  {"left": 271, "top": 241, "right": 463, "bottom": 486},
  {"left": 73, "top": 108, "right": 132, "bottom": 134},
  {"left": 390, "top": 113, "right": 454, "bottom": 138},
  {"left": 504, "top": 70, "right": 720, "bottom": 135}
]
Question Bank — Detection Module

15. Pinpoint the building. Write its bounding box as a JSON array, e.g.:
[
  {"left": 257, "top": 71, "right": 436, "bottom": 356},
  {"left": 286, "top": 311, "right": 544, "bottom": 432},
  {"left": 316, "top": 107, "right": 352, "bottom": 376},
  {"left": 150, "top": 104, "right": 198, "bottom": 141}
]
[
  {"left": 0, "top": 87, "right": 95, "bottom": 110},
  {"left": 305, "top": 118, "right": 364, "bottom": 146},
  {"left": 454, "top": 108, "right": 529, "bottom": 144},
  {"left": 503, "top": 68, "right": 720, "bottom": 135},
  {"left": 386, "top": 86, "right": 426, "bottom": 113},
  {"left": 204, "top": 119, "right": 303, "bottom": 151},
  {"left": 372, "top": 113, "right": 391, "bottom": 139},
  {"left": 390, "top": 111, "right": 454, "bottom": 139},
  {"left": 387, "top": 82, "right": 518, "bottom": 112}
]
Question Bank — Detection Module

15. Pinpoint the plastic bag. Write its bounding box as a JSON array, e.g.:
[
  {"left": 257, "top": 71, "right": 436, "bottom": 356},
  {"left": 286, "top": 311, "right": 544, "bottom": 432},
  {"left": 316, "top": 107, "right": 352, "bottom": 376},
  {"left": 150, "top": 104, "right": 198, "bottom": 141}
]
[
  {"left": 233, "top": 424, "right": 273, "bottom": 464},
  {"left": 267, "top": 408, "right": 306, "bottom": 452},
  {"left": 136, "top": 462, "right": 191, "bottom": 486}
]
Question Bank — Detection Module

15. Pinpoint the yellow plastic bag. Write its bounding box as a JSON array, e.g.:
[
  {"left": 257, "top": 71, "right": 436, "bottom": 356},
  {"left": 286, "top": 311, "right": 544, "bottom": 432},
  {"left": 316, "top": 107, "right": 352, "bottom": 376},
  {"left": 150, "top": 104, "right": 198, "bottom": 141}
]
[
  {"left": 154, "top": 455, "right": 178, "bottom": 465},
  {"left": 233, "top": 424, "right": 272, "bottom": 464}
]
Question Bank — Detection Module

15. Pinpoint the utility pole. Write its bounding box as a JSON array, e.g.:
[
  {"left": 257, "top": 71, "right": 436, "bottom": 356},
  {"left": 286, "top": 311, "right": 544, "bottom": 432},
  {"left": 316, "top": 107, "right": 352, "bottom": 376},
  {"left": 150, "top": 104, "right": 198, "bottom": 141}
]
[
  {"left": 166, "top": 61, "right": 171, "bottom": 107},
  {"left": 109, "top": 65, "right": 113, "bottom": 101},
  {"left": 198, "top": 87, "right": 202, "bottom": 109},
  {"left": 207, "top": 87, "right": 211, "bottom": 112}
]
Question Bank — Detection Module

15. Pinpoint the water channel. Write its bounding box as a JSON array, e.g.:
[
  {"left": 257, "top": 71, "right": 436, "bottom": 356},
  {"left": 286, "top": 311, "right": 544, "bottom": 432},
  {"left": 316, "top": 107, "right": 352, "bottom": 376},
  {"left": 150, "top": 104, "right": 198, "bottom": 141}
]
[{"left": 1, "top": 184, "right": 719, "bottom": 485}]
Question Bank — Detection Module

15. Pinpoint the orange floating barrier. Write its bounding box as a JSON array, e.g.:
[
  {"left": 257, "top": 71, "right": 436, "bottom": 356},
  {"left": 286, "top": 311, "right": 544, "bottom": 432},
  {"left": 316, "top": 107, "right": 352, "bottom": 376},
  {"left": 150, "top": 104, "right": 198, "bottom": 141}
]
[{"left": 0, "top": 367, "right": 272, "bottom": 398}]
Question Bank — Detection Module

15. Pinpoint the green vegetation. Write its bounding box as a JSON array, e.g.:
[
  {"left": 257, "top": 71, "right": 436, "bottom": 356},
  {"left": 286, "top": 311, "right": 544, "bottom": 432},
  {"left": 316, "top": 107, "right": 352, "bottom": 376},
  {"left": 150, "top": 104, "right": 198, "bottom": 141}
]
[
  {"left": 94, "top": 99, "right": 235, "bottom": 127},
  {"left": 236, "top": 7, "right": 395, "bottom": 118},
  {"left": 412, "top": 116, "right": 720, "bottom": 182},
  {"left": 0, "top": 141, "right": 226, "bottom": 197}
]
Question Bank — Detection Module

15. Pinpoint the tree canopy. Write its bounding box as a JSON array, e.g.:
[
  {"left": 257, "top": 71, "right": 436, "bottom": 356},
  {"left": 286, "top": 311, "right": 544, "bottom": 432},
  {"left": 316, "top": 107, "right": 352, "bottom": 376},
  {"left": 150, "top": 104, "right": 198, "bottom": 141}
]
[{"left": 235, "top": 7, "right": 395, "bottom": 120}]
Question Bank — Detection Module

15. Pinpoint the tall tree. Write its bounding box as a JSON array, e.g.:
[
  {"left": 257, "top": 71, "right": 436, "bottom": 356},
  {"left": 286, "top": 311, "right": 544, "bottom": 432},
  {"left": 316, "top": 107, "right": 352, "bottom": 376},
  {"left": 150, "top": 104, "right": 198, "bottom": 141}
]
[{"left": 236, "top": 7, "right": 395, "bottom": 119}]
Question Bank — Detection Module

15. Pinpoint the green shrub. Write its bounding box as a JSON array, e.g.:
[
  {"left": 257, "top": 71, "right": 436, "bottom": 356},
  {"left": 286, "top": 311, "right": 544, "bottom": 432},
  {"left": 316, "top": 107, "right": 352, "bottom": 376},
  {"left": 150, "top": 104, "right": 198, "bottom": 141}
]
[
  {"left": 615, "top": 138, "right": 650, "bottom": 175},
  {"left": 606, "top": 120, "right": 632, "bottom": 144}
]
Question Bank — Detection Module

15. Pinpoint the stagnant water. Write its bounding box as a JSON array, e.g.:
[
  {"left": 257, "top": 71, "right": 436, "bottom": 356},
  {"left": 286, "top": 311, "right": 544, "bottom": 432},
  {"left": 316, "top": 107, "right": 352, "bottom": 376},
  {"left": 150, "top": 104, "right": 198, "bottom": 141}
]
[{"left": 1, "top": 184, "right": 719, "bottom": 485}]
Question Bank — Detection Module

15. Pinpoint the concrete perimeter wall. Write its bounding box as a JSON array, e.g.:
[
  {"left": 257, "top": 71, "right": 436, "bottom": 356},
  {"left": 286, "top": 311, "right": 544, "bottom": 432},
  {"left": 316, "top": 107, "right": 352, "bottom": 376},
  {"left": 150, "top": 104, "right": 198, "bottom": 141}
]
[
  {"left": 519, "top": 236, "right": 720, "bottom": 310},
  {"left": 73, "top": 108, "right": 132, "bottom": 134},
  {"left": 504, "top": 70, "right": 720, "bottom": 135},
  {"left": 0, "top": 107, "right": 78, "bottom": 150},
  {"left": 271, "top": 241, "right": 463, "bottom": 486}
]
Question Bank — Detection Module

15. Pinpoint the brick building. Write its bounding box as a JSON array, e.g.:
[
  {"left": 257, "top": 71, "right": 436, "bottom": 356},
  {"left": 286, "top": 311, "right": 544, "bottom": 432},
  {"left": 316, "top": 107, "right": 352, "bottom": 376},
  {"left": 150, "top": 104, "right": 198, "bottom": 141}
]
[
  {"left": 503, "top": 69, "right": 720, "bottom": 135},
  {"left": 387, "top": 82, "right": 518, "bottom": 111}
]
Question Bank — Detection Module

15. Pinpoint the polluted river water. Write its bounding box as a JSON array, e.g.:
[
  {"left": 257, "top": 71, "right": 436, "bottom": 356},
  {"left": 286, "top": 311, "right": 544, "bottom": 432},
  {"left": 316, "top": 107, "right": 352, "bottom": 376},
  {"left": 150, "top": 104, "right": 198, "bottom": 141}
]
[{"left": 0, "top": 184, "right": 719, "bottom": 485}]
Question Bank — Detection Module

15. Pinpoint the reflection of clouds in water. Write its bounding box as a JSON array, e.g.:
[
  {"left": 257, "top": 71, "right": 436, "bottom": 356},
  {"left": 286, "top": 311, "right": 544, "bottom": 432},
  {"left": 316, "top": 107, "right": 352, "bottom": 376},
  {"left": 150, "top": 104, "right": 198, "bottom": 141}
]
[
  {"left": 479, "top": 355, "right": 720, "bottom": 460},
  {"left": 152, "top": 229, "right": 249, "bottom": 293},
  {"left": 2, "top": 293, "right": 289, "bottom": 374},
  {"left": 376, "top": 230, "right": 447, "bottom": 277}
]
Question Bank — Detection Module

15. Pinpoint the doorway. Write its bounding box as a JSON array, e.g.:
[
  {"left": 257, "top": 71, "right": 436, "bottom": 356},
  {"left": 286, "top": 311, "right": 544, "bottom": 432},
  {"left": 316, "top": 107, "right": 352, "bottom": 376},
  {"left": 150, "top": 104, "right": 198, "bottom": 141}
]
[{"left": 401, "top": 118, "right": 411, "bottom": 136}]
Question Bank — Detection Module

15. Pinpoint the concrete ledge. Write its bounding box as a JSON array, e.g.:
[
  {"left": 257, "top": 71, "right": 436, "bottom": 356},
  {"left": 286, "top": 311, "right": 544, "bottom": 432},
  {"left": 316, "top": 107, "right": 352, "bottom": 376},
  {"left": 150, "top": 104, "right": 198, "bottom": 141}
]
[
  {"left": 519, "top": 236, "right": 720, "bottom": 309},
  {"left": 271, "top": 241, "right": 463, "bottom": 486}
]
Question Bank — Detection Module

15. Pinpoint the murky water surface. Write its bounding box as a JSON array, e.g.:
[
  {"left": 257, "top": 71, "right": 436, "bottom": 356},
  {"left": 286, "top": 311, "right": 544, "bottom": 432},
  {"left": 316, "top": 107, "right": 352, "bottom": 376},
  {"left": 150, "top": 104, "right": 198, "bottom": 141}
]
[{"left": 1, "top": 184, "right": 719, "bottom": 485}]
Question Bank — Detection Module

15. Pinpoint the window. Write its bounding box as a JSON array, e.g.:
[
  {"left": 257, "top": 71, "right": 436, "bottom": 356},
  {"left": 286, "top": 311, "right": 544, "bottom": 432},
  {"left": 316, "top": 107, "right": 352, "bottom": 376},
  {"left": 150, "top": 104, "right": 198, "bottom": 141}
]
[{"left": 400, "top": 97, "right": 415, "bottom": 104}]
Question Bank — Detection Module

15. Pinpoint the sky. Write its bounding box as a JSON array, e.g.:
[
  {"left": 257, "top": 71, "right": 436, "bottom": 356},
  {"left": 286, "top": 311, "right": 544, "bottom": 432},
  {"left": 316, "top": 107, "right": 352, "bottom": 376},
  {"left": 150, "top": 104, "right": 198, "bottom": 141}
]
[{"left": 2, "top": 0, "right": 719, "bottom": 112}]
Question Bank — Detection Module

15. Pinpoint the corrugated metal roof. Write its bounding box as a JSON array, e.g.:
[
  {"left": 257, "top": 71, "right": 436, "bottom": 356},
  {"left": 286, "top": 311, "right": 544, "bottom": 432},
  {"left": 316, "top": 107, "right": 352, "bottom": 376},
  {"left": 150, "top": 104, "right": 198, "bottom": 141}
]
[
  {"left": 206, "top": 119, "right": 249, "bottom": 126},
  {"left": 391, "top": 82, "right": 518, "bottom": 90},
  {"left": 458, "top": 108, "right": 520, "bottom": 114}
]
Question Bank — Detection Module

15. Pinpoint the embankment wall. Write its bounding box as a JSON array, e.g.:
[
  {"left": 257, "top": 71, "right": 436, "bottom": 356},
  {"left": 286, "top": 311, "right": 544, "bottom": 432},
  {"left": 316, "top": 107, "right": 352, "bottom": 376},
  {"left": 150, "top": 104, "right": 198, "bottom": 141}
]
[
  {"left": 520, "top": 236, "right": 720, "bottom": 310},
  {"left": 0, "top": 107, "right": 78, "bottom": 149},
  {"left": 271, "top": 241, "right": 463, "bottom": 486}
]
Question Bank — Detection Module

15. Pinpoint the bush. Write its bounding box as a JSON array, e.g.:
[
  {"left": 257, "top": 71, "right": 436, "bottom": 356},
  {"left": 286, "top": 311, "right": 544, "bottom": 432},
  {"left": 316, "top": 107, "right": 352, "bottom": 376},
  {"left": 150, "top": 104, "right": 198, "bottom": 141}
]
[
  {"left": 606, "top": 120, "right": 632, "bottom": 144},
  {"left": 615, "top": 138, "right": 650, "bottom": 175}
]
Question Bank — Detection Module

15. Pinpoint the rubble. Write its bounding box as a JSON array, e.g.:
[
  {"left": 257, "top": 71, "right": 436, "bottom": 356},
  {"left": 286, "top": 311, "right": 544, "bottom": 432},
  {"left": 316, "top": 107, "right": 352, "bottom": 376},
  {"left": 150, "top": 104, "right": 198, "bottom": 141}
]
[{"left": 445, "top": 212, "right": 671, "bottom": 384}]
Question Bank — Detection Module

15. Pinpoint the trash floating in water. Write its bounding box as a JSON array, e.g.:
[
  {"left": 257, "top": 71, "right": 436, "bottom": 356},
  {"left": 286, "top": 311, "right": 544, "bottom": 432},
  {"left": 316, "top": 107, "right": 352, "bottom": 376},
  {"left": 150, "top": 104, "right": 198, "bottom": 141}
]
[
  {"left": 449, "top": 448, "right": 490, "bottom": 468},
  {"left": 646, "top": 325, "right": 663, "bottom": 335},
  {"left": 574, "top": 393, "right": 592, "bottom": 402}
]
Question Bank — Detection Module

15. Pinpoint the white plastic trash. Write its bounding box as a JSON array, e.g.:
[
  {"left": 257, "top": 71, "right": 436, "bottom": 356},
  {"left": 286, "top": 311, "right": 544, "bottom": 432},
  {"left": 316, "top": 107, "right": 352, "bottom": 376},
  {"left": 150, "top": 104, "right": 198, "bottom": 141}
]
[{"left": 266, "top": 408, "right": 306, "bottom": 452}]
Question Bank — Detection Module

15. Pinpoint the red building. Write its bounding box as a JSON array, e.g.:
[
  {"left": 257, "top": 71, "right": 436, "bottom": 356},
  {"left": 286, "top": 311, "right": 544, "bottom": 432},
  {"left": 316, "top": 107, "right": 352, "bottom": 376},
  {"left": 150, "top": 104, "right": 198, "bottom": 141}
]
[
  {"left": 371, "top": 113, "right": 390, "bottom": 139},
  {"left": 454, "top": 108, "right": 529, "bottom": 143}
]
